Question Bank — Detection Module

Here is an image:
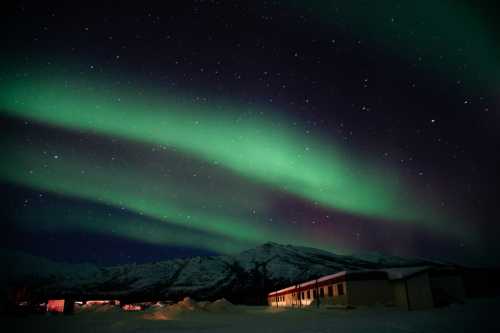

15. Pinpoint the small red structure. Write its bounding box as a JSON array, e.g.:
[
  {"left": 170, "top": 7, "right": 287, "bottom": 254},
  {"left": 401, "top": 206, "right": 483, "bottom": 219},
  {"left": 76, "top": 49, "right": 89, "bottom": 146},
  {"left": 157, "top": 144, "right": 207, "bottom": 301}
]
[
  {"left": 47, "top": 299, "right": 74, "bottom": 314},
  {"left": 47, "top": 299, "right": 65, "bottom": 313},
  {"left": 122, "top": 304, "right": 142, "bottom": 311}
]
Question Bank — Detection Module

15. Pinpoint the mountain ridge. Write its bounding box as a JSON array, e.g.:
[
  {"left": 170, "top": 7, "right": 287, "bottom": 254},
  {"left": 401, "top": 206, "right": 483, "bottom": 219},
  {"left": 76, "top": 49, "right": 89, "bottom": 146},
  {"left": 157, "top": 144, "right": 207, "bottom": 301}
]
[{"left": 2, "top": 242, "right": 441, "bottom": 304}]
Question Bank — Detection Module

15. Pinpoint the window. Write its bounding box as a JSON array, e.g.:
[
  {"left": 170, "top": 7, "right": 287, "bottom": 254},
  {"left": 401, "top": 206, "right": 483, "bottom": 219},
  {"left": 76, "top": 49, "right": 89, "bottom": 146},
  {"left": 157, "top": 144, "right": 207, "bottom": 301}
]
[
  {"left": 328, "top": 285, "right": 333, "bottom": 297},
  {"left": 337, "top": 283, "right": 345, "bottom": 296},
  {"left": 301, "top": 292, "right": 304, "bottom": 299},
  {"left": 306, "top": 290, "right": 310, "bottom": 299},
  {"left": 313, "top": 289, "right": 317, "bottom": 298},
  {"left": 320, "top": 287, "right": 324, "bottom": 297}
]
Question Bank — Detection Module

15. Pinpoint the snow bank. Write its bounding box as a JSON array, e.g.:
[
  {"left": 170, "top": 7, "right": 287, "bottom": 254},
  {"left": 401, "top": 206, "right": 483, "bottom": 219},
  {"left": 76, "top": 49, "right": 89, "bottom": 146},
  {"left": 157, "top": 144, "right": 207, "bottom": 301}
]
[
  {"left": 176, "top": 297, "right": 202, "bottom": 311},
  {"left": 143, "top": 297, "right": 237, "bottom": 320},
  {"left": 205, "top": 298, "right": 237, "bottom": 312}
]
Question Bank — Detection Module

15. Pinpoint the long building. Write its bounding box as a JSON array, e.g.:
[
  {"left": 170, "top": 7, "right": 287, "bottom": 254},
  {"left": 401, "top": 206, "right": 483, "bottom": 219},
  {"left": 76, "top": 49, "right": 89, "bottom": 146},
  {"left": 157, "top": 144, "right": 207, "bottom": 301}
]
[{"left": 268, "top": 266, "right": 465, "bottom": 310}]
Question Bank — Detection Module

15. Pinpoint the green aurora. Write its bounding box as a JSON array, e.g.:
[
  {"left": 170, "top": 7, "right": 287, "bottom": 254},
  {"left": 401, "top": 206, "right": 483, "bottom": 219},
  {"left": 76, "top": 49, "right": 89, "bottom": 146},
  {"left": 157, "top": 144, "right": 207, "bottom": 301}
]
[{"left": 0, "top": 69, "right": 468, "bottom": 252}]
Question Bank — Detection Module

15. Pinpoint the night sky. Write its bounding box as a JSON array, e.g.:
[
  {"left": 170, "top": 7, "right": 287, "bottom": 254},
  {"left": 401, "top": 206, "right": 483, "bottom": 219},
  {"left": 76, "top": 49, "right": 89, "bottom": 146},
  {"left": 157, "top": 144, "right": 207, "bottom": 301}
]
[{"left": 1, "top": 1, "right": 499, "bottom": 266}]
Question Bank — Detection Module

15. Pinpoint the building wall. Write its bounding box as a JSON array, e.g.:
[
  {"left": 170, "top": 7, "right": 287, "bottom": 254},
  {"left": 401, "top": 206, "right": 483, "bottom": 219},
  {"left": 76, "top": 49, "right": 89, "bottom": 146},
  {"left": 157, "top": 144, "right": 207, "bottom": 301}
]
[
  {"left": 270, "top": 282, "right": 350, "bottom": 308},
  {"left": 406, "top": 272, "right": 434, "bottom": 310},
  {"left": 392, "top": 280, "right": 409, "bottom": 309},
  {"left": 295, "top": 288, "right": 315, "bottom": 307},
  {"left": 321, "top": 282, "right": 348, "bottom": 306},
  {"left": 268, "top": 292, "right": 302, "bottom": 307},
  {"left": 430, "top": 274, "right": 465, "bottom": 305},
  {"left": 391, "top": 272, "right": 434, "bottom": 310},
  {"left": 347, "top": 279, "right": 392, "bottom": 306},
  {"left": 269, "top": 270, "right": 459, "bottom": 310},
  {"left": 268, "top": 282, "right": 348, "bottom": 308}
]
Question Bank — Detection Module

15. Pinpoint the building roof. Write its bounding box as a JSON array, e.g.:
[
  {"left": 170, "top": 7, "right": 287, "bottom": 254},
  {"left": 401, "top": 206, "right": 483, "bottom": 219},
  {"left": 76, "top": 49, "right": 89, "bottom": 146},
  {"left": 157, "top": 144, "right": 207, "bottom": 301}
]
[{"left": 382, "top": 266, "right": 431, "bottom": 280}]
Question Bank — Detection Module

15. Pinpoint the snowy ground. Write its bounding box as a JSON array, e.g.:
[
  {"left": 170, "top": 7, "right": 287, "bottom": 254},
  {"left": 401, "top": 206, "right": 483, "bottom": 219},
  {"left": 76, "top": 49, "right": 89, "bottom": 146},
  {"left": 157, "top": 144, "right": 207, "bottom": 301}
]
[{"left": 4, "top": 297, "right": 500, "bottom": 333}]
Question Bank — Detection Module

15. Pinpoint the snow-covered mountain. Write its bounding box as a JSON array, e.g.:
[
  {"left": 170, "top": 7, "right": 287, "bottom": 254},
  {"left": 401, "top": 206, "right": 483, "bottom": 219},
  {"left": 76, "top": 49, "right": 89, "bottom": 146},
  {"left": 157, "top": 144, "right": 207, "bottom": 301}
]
[{"left": 3, "top": 243, "right": 438, "bottom": 304}]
